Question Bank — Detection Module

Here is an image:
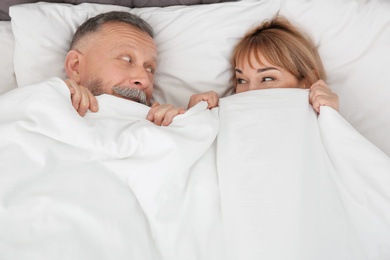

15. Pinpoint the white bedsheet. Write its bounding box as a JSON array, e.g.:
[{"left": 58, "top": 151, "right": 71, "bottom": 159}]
[
  {"left": 217, "top": 89, "right": 390, "bottom": 260},
  {"left": 0, "top": 77, "right": 224, "bottom": 260},
  {"left": 1, "top": 80, "right": 389, "bottom": 260}
]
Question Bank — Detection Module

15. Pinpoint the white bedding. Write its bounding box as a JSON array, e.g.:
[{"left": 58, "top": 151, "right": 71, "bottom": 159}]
[
  {"left": 1, "top": 80, "right": 389, "bottom": 259},
  {"left": 217, "top": 89, "right": 390, "bottom": 260},
  {"left": 0, "top": 77, "right": 225, "bottom": 260},
  {"left": 1, "top": 0, "right": 390, "bottom": 259}
]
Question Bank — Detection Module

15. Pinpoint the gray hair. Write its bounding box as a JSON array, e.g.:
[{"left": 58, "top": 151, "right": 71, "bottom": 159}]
[{"left": 70, "top": 11, "right": 154, "bottom": 50}]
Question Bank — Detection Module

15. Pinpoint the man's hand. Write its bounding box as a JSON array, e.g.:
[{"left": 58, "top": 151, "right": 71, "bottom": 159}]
[
  {"left": 309, "top": 80, "right": 339, "bottom": 113},
  {"left": 146, "top": 102, "right": 186, "bottom": 126},
  {"left": 187, "top": 91, "right": 219, "bottom": 109},
  {"left": 65, "top": 79, "right": 98, "bottom": 116}
]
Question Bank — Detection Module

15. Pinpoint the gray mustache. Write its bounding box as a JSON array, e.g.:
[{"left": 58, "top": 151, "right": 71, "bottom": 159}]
[{"left": 112, "top": 86, "right": 148, "bottom": 106}]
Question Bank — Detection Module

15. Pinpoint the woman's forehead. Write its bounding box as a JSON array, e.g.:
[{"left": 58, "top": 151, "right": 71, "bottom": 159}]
[{"left": 236, "top": 49, "right": 269, "bottom": 69}]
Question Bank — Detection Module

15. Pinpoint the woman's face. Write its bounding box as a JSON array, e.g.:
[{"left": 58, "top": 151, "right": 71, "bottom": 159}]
[{"left": 234, "top": 51, "right": 304, "bottom": 93}]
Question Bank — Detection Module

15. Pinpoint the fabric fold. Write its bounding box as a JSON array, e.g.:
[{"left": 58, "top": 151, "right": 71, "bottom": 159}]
[{"left": 217, "top": 89, "right": 390, "bottom": 260}]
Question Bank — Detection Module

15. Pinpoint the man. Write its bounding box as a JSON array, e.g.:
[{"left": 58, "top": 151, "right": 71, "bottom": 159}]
[
  {"left": 0, "top": 11, "right": 221, "bottom": 260},
  {"left": 65, "top": 11, "right": 185, "bottom": 126}
]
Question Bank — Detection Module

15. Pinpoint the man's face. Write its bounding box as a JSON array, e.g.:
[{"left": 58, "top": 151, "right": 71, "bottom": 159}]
[{"left": 78, "top": 22, "right": 157, "bottom": 105}]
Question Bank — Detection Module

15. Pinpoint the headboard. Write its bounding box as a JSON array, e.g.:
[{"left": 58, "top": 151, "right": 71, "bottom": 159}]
[{"left": 0, "top": 0, "right": 236, "bottom": 20}]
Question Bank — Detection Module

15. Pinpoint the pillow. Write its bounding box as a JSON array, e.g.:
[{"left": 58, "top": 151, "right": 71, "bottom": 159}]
[
  {"left": 0, "top": 21, "right": 17, "bottom": 94},
  {"left": 279, "top": 0, "right": 390, "bottom": 156},
  {"left": 10, "top": 0, "right": 281, "bottom": 106},
  {"left": 10, "top": 3, "right": 131, "bottom": 86},
  {"left": 131, "top": 1, "right": 281, "bottom": 106}
]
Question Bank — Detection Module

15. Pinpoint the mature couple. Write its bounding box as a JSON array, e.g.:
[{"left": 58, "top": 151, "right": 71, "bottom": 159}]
[
  {"left": 65, "top": 11, "right": 338, "bottom": 123},
  {"left": 3, "top": 11, "right": 390, "bottom": 260}
]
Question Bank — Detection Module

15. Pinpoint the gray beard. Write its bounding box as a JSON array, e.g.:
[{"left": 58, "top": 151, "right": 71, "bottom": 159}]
[
  {"left": 85, "top": 79, "right": 148, "bottom": 106},
  {"left": 112, "top": 86, "right": 148, "bottom": 106}
]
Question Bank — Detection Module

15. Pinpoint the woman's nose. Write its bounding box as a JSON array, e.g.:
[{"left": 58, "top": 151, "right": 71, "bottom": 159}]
[{"left": 248, "top": 81, "right": 257, "bottom": 90}]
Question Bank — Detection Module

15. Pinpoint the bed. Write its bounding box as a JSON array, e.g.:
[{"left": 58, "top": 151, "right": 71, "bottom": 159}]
[{"left": 0, "top": 0, "right": 390, "bottom": 259}]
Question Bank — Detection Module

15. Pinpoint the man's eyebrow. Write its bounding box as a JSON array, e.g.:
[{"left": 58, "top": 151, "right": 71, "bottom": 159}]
[{"left": 111, "top": 43, "right": 157, "bottom": 63}]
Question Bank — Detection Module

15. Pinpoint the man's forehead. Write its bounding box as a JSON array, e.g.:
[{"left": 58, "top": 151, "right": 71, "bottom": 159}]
[{"left": 111, "top": 42, "right": 157, "bottom": 61}]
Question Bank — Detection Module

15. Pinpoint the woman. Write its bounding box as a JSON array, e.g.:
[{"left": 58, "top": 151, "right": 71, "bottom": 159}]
[{"left": 188, "top": 15, "right": 339, "bottom": 113}]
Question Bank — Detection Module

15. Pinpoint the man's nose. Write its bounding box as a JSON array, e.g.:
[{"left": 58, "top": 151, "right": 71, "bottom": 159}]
[{"left": 129, "top": 66, "right": 151, "bottom": 89}]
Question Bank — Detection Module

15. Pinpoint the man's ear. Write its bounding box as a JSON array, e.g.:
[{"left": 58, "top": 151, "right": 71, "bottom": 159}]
[{"left": 64, "top": 50, "right": 83, "bottom": 84}]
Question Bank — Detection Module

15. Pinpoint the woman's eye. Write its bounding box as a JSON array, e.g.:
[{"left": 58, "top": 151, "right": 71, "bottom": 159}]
[
  {"left": 262, "top": 76, "right": 274, "bottom": 82},
  {"left": 237, "top": 78, "right": 247, "bottom": 84}
]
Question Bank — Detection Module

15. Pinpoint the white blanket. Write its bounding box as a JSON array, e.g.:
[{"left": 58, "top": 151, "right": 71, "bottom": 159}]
[
  {"left": 0, "top": 77, "right": 225, "bottom": 260},
  {"left": 217, "top": 89, "right": 390, "bottom": 260},
  {"left": 2, "top": 80, "right": 390, "bottom": 260}
]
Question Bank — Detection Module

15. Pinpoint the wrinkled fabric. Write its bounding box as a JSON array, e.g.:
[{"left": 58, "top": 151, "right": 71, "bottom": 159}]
[
  {"left": 0, "top": 77, "right": 224, "bottom": 260},
  {"left": 217, "top": 89, "right": 390, "bottom": 260}
]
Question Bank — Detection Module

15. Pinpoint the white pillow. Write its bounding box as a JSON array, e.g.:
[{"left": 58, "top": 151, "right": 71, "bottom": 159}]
[
  {"left": 279, "top": 0, "right": 390, "bottom": 156},
  {"left": 10, "top": 0, "right": 282, "bottom": 106},
  {"left": 0, "top": 21, "right": 17, "bottom": 94},
  {"left": 130, "top": 1, "right": 281, "bottom": 106},
  {"left": 10, "top": 3, "right": 130, "bottom": 87}
]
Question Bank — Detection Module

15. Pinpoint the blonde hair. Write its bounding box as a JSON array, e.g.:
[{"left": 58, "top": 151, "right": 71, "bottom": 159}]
[{"left": 232, "top": 16, "right": 325, "bottom": 89}]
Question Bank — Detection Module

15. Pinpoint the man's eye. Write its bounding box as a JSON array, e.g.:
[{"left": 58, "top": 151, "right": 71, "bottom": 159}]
[
  {"left": 122, "top": 56, "right": 132, "bottom": 63},
  {"left": 262, "top": 77, "right": 274, "bottom": 82},
  {"left": 146, "top": 67, "right": 155, "bottom": 74}
]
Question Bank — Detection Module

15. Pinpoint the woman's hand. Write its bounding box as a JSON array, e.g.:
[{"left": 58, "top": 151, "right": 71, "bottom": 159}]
[
  {"left": 309, "top": 80, "right": 339, "bottom": 113},
  {"left": 187, "top": 91, "right": 219, "bottom": 109}
]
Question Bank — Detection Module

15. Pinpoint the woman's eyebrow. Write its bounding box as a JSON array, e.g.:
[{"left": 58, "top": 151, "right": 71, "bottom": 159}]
[
  {"left": 257, "top": 67, "right": 278, "bottom": 73},
  {"left": 235, "top": 67, "right": 278, "bottom": 74}
]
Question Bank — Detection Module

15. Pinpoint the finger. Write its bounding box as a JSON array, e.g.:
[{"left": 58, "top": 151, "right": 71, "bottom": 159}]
[
  {"left": 309, "top": 83, "right": 325, "bottom": 106},
  {"left": 312, "top": 99, "right": 321, "bottom": 113},
  {"left": 65, "top": 79, "right": 76, "bottom": 95},
  {"left": 152, "top": 112, "right": 164, "bottom": 126},
  {"left": 162, "top": 107, "right": 185, "bottom": 126},
  {"left": 187, "top": 96, "right": 200, "bottom": 109},
  {"left": 77, "top": 88, "right": 90, "bottom": 117},
  {"left": 148, "top": 105, "right": 167, "bottom": 125},
  {"left": 153, "top": 105, "right": 175, "bottom": 126},
  {"left": 146, "top": 102, "right": 160, "bottom": 121},
  {"left": 68, "top": 80, "right": 82, "bottom": 111},
  {"left": 161, "top": 112, "right": 176, "bottom": 126},
  {"left": 207, "top": 93, "right": 219, "bottom": 109},
  {"left": 87, "top": 90, "right": 99, "bottom": 112},
  {"left": 312, "top": 94, "right": 339, "bottom": 113},
  {"left": 178, "top": 107, "right": 186, "bottom": 114},
  {"left": 151, "top": 102, "right": 160, "bottom": 107}
]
